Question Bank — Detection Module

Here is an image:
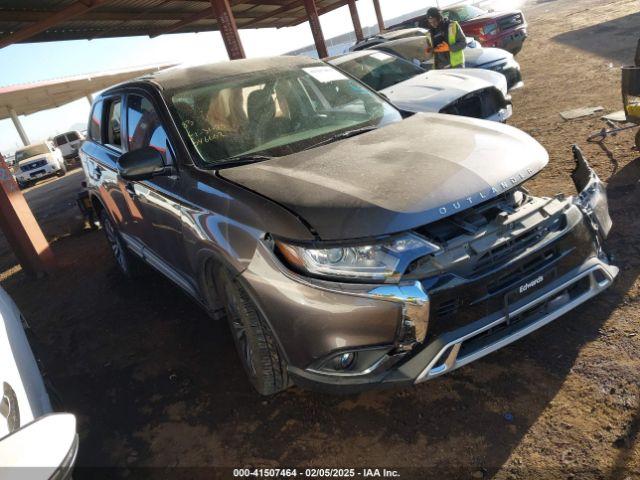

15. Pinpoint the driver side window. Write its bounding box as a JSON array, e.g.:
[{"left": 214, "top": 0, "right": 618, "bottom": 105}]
[{"left": 126, "top": 94, "right": 174, "bottom": 164}]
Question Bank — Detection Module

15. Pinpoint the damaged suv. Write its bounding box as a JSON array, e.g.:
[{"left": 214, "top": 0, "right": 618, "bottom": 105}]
[{"left": 81, "top": 57, "right": 617, "bottom": 395}]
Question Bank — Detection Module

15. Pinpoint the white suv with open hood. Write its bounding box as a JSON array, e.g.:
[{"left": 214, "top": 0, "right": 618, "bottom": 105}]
[{"left": 13, "top": 141, "right": 66, "bottom": 189}]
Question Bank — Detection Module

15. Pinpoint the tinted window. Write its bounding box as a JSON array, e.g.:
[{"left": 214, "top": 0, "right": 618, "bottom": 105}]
[
  {"left": 444, "top": 5, "right": 485, "bottom": 22},
  {"left": 54, "top": 134, "right": 67, "bottom": 146},
  {"left": 67, "top": 131, "right": 80, "bottom": 141},
  {"left": 89, "top": 100, "right": 103, "bottom": 142},
  {"left": 336, "top": 52, "right": 424, "bottom": 91},
  {"left": 126, "top": 95, "right": 172, "bottom": 163},
  {"left": 106, "top": 99, "right": 122, "bottom": 149}
]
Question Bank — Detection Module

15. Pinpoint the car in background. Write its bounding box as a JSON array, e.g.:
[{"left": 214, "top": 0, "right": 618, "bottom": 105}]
[
  {"left": 82, "top": 57, "right": 616, "bottom": 395},
  {"left": 390, "top": 5, "right": 527, "bottom": 55},
  {"left": 350, "top": 28, "right": 426, "bottom": 52},
  {"left": 366, "top": 29, "right": 523, "bottom": 91},
  {"left": 13, "top": 141, "right": 67, "bottom": 189},
  {"left": 0, "top": 286, "right": 78, "bottom": 476},
  {"left": 52, "top": 130, "right": 84, "bottom": 166},
  {"left": 329, "top": 50, "right": 511, "bottom": 122}
]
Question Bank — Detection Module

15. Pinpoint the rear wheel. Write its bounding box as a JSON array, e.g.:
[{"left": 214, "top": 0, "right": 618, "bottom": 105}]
[
  {"left": 99, "top": 210, "right": 144, "bottom": 278},
  {"left": 216, "top": 266, "right": 289, "bottom": 396}
]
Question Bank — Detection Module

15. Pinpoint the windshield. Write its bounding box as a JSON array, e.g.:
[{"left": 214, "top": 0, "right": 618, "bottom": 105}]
[
  {"left": 168, "top": 64, "right": 401, "bottom": 166},
  {"left": 375, "top": 37, "right": 431, "bottom": 65},
  {"left": 336, "top": 52, "right": 425, "bottom": 91},
  {"left": 15, "top": 144, "right": 49, "bottom": 162},
  {"left": 444, "top": 5, "right": 486, "bottom": 22}
]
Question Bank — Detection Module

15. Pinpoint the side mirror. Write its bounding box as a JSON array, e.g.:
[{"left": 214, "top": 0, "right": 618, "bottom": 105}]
[
  {"left": 0, "top": 413, "right": 78, "bottom": 474},
  {"left": 117, "top": 146, "right": 167, "bottom": 181}
]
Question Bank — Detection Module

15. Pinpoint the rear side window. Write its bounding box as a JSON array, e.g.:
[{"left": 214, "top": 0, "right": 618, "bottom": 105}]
[
  {"left": 89, "top": 100, "right": 103, "bottom": 142},
  {"left": 126, "top": 95, "right": 172, "bottom": 163},
  {"left": 54, "top": 134, "right": 67, "bottom": 146},
  {"left": 67, "top": 131, "right": 80, "bottom": 141},
  {"left": 106, "top": 99, "right": 123, "bottom": 150}
]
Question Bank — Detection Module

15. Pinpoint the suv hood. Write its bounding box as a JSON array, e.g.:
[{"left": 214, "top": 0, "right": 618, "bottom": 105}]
[
  {"left": 220, "top": 114, "right": 548, "bottom": 241},
  {"left": 462, "top": 10, "right": 522, "bottom": 28},
  {"left": 381, "top": 69, "right": 505, "bottom": 113}
]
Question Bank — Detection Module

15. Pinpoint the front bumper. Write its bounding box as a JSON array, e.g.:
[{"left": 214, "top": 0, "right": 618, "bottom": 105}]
[
  {"left": 289, "top": 256, "right": 617, "bottom": 393},
  {"left": 244, "top": 149, "right": 616, "bottom": 394},
  {"left": 481, "top": 27, "right": 527, "bottom": 53}
]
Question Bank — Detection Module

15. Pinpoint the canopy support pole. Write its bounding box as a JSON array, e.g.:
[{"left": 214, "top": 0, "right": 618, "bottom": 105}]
[
  {"left": 372, "top": 0, "right": 385, "bottom": 32},
  {"left": 302, "top": 0, "right": 328, "bottom": 59},
  {"left": 0, "top": 153, "right": 54, "bottom": 276},
  {"left": 10, "top": 109, "right": 30, "bottom": 146},
  {"left": 348, "top": 0, "right": 364, "bottom": 42},
  {"left": 210, "top": 0, "right": 246, "bottom": 60}
]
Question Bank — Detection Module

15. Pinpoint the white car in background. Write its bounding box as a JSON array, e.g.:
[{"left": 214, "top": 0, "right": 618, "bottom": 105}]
[
  {"left": 13, "top": 141, "right": 67, "bottom": 189},
  {"left": 52, "top": 130, "right": 84, "bottom": 165},
  {"left": 329, "top": 50, "right": 511, "bottom": 122},
  {"left": 0, "top": 286, "right": 78, "bottom": 477}
]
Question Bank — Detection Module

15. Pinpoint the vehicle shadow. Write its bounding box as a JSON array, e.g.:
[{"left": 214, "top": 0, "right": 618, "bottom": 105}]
[
  {"left": 0, "top": 157, "right": 638, "bottom": 478},
  {"left": 553, "top": 12, "right": 639, "bottom": 66}
]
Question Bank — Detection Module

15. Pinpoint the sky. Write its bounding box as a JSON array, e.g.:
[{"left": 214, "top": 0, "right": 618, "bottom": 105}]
[{"left": 0, "top": 0, "right": 459, "bottom": 154}]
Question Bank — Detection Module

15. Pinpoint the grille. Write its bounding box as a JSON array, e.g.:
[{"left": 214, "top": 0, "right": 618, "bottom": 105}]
[
  {"left": 424, "top": 221, "right": 596, "bottom": 340},
  {"left": 20, "top": 159, "right": 47, "bottom": 172},
  {"left": 439, "top": 87, "right": 506, "bottom": 120},
  {"left": 498, "top": 13, "right": 523, "bottom": 31}
]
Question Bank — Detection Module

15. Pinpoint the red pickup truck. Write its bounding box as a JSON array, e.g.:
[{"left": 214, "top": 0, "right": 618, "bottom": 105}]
[{"left": 391, "top": 4, "right": 527, "bottom": 55}]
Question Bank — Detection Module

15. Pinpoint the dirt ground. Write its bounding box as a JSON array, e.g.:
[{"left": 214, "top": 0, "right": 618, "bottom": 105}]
[{"left": 2, "top": 0, "right": 640, "bottom": 478}]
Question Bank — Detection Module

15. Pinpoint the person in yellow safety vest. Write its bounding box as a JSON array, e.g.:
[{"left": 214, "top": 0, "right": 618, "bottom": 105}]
[{"left": 424, "top": 7, "right": 467, "bottom": 70}]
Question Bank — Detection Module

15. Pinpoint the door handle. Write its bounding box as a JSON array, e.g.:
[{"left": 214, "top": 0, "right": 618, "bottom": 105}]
[{"left": 125, "top": 182, "right": 137, "bottom": 198}]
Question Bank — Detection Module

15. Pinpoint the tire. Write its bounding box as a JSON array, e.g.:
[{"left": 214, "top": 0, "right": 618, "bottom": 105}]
[
  {"left": 57, "top": 164, "right": 67, "bottom": 176},
  {"left": 216, "top": 267, "right": 289, "bottom": 395},
  {"left": 635, "top": 128, "right": 640, "bottom": 150},
  {"left": 99, "top": 210, "right": 144, "bottom": 278}
]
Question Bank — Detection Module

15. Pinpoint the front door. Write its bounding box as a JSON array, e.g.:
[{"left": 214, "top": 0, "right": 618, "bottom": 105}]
[{"left": 121, "top": 93, "right": 192, "bottom": 290}]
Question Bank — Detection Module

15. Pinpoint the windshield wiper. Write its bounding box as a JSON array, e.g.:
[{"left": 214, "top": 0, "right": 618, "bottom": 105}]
[
  {"left": 304, "top": 126, "right": 378, "bottom": 151},
  {"left": 221, "top": 154, "right": 273, "bottom": 166}
]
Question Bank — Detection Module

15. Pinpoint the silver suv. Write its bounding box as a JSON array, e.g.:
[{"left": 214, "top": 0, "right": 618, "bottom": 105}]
[{"left": 13, "top": 141, "right": 67, "bottom": 189}]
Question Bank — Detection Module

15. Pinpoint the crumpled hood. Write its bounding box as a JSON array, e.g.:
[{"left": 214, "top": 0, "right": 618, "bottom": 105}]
[
  {"left": 220, "top": 114, "right": 548, "bottom": 240},
  {"left": 381, "top": 69, "right": 504, "bottom": 113}
]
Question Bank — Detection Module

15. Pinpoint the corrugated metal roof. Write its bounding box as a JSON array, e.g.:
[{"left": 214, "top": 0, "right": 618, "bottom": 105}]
[
  {"left": 0, "top": 63, "right": 174, "bottom": 119},
  {"left": 0, "top": 0, "right": 354, "bottom": 45}
]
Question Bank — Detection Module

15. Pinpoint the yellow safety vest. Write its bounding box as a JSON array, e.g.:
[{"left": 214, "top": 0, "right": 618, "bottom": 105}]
[
  {"left": 448, "top": 21, "right": 465, "bottom": 68},
  {"left": 427, "top": 21, "right": 465, "bottom": 68}
]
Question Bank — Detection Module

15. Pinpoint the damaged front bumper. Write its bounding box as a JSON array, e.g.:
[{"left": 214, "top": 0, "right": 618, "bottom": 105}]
[{"left": 259, "top": 147, "right": 618, "bottom": 393}]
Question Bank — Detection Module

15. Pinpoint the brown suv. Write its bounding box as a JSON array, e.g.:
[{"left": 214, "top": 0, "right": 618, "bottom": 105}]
[{"left": 80, "top": 57, "right": 617, "bottom": 395}]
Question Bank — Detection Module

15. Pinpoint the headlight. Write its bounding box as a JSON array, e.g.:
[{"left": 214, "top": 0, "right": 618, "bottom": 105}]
[
  {"left": 571, "top": 145, "right": 612, "bottom": 240},
  {"left": 275, "top": 233, "right": 441, "bottom": 283}
]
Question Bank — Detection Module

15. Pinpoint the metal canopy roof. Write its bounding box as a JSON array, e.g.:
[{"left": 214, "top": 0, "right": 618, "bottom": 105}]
[
  {"left": 0, "top": 0, "right": 354, "bottom": 44},
  {"left": 0, "top": 64, "right": 171, "bottom": 119}
]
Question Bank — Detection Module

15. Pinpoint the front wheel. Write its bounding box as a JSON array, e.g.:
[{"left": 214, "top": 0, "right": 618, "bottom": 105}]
[
  {"left": 216, "top": 267, "right": 290, "bottom": 396},
  {"left": 99, "top": 210, "right": 144, "bottom": 278}
]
